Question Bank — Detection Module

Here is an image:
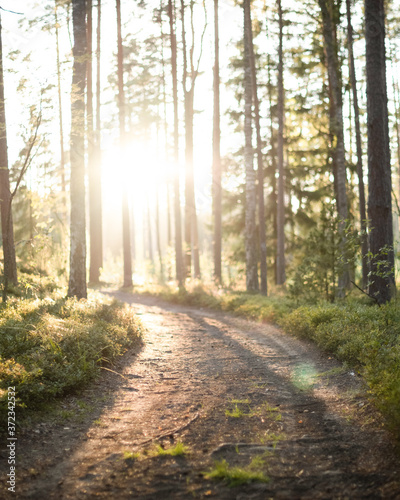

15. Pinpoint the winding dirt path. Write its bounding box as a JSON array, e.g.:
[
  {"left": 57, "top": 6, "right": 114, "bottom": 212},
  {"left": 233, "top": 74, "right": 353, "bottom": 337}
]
[{"left": 2, "top": 291, "right": 400, "bottom": 499}]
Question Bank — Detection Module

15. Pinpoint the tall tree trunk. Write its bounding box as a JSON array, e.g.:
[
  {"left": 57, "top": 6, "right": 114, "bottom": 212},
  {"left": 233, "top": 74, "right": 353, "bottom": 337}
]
[
  {"left": 276, "top": 0, "right": 285, "bottom": 285},
  {"left": 116, "top": 0, "right": 132, "bottom": 287},
  {"left": 168, "top": 0, "right": 184, "bottom": 287},
  {"left": 181, "top": 0, "right": 201, "bottom": 280},
  {"left": 243, "top": 0, "right": 258, "bottom": 292},
  {"left": 87, "top": 0, "right": 99, "bottom": 283},
  {"left": 159, "top": 1, "right": 172, "bottom": 255},
  {"left": 365, "top": 0, "right": 395, "bottom": 303},
  {"left": 68, "top": 0, "right": 87, "bottom": 299},
  {"left": 346, "top": 0, "right": 368, "bottom": 289},
  {"left": 247, "top": 3, "right": 267, "bottom": 295},
  {"left": 318, "top": 0, "right": 350, "bottom": 296},
  {"left": 0, "top": 14, "right": 17, "bottom": 294},
  {"left": 87, "top": 0, "right": 103, "bottom": 283},
  {"left": 266, "top": 47, "right": 278, "bottom": 285},
  {"left": 147, "top": 198, "right": 154, "bottom": 265},
  {"left": 155, "top": 184, "right": 164, "bottom": 281},
  {"left": 212, "top": 0, "right": 222, "bottom": 284},
  {"left": 55, "top": 1, "right": 66, "bottom": 195}
]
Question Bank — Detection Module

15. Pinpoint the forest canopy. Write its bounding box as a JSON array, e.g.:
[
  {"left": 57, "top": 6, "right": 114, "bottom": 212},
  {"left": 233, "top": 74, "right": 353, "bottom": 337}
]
[{"left": 0, "top": 0, "right": 399, "bottom": 304}]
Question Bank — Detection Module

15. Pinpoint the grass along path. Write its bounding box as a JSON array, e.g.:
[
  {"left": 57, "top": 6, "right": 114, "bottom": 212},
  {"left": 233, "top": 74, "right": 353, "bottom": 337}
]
[{"left": 2, "top": 290, "right": 399, "bottom": 499}]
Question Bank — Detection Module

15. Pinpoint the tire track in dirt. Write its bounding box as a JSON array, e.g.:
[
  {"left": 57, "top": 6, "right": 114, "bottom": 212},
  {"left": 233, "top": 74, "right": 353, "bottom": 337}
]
[{"left": 4, "top": 291, "right": 400, "bottom": 499}]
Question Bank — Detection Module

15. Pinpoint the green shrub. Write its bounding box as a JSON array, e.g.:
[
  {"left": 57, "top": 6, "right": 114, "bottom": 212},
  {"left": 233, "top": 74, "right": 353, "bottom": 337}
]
[{"left": 0, "top": 295, "right": 143, "bottom": 425}]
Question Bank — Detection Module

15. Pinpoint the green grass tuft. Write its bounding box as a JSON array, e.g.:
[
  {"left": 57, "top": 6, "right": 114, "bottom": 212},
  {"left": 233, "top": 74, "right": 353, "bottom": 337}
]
[
  {"left": 155, "top": 441, "right": 189, "bottom": 456},
  {"left": 205, "top": 458, "right": 269, "bottom": 487}
]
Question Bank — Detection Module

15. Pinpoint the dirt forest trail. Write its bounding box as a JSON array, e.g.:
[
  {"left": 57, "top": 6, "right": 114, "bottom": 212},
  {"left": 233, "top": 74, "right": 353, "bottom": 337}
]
[{"left": 5, "top": 290, "right": 400, "bottom": 499}]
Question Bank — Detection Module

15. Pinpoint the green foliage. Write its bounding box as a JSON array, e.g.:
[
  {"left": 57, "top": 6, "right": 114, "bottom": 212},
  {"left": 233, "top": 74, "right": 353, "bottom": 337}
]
[
  {"left": 288, "top": 204, "right": 360, "bottom": 302},
  {"left": 0, "top": 295, "right": 143, "bottom": 426},
  {"left": 280, "top": 300, "right": 400, "bottom": 429},
  {"left": 205, "top": 458, "right": 269, "bottom": 487}
]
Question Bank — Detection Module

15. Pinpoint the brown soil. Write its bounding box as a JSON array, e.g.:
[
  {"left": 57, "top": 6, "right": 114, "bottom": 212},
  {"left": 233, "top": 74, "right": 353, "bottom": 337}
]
[{"left": 1, "top": 290, "right": 400, "bottom": 499}]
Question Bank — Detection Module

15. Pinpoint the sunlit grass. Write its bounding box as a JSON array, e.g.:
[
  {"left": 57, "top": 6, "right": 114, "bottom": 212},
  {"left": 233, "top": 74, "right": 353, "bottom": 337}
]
[
  {"left": 205, "top": 458, "right": 269, "bottom": 487},
  {"left": 155, "top": 441, "right": 189, "bottom": 456},
  {"left": 0, "top": 293, "right": 143, "bottom": 426}
]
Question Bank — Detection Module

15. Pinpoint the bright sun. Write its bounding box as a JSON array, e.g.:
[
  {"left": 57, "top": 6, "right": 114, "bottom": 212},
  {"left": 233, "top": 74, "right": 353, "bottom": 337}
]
[{"left": 101, "top": 139, "right": 173, "bottom": 213}]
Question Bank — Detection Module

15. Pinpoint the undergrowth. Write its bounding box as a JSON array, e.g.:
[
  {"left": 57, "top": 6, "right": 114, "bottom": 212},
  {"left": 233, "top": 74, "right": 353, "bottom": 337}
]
[
  {"left": 0, "top": 290, "right": 143, "bottom": 426},
  {"left": 137, "top": 283, "right": 400, "bottom": 435}
]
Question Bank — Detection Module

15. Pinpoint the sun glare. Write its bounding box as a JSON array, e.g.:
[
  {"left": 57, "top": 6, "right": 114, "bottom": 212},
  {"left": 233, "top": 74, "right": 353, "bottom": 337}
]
[{"left": 101, "top": 140, "right": 172, "bottom": 211}]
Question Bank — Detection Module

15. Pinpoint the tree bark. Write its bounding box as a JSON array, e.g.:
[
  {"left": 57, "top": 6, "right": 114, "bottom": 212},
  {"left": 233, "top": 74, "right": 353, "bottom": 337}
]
[
  {"left": 212, "top": 0, "right": 222, "bottom": 284},
  {"left": 87, "top": 0, "right": 100, "bottom": 284},
  {"left": 181, "top": 0, "right": 202, "bottom": 280},
  {"left": 276, "top": 0, "right": 285, "bottom": 285},
  {"left": 0, "top": 14, "right": 17, "bottom": 291},
  {"left": 159, "top": 2, "right": 172, "bottom": 258},
  {"left": 247, "top": 3, "right": 267, "bottom": 295},
  {"left": 168, "top": 0, "right": 184, "bottom": 287},
  {"left": 318, "top": 0, "right": 350, "bottom": 296},
  {"left": 346, "top": 0, "right": 368, "bottom": 289},
  {"left": 87, "top": 0, "right": 103, "bottom": 283},
  {"left": 55, "top": 1, "right": 66, "bottom": 195},
  {"left": 243, "top": 0, "right": 258, "bottom": 292},
  {"left": 266, "top": 44, "right": 278, "bottom": 285},
  {"left": 365, "top": 0, "right": 395, "bottom": 303},
  {"left": 116, "top": 0, "right": 133, "bottom": 287},
  {"left": 68, "top": 0, "right": 87, "bottom": 299}
]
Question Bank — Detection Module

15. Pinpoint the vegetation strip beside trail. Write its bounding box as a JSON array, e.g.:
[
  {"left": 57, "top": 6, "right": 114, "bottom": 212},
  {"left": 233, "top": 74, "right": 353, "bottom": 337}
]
[
  {"left": 136, "top": 284, "right": 400, "bottom": 434},
  {"left": 0, "top": 290, "right": 143, "bottom": 426}
]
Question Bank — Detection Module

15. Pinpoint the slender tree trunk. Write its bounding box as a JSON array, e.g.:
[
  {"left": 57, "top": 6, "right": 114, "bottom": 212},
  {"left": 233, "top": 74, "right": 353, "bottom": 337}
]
[
  {"left": 0, "top": 14, "right": 17, "bottom": 294},
  {"left": 346, "top": 0, "right": 368, "bottom": 289},
  {"left": 55, "top": 1, "right": 66, "bottom": 195},
  {"left": 181, "top": 0, "right": 190, "bottom": 277},
  {"left": 212, "top": 0, "right": 222, "bottom": 284},
  {"left": 168, "top": 0, "right": 184, "bottom": 287},
  {"left": 159, "top": 1, "right": 172, "bottom": 255},
  {"left": 319, "top": 0, "right": 350, "bottom": 296},
  {"left": 243, "top": 0, "right": 258, "bottom": 292},
  {"left": 247, "top": 3, "right": 267, "bottom": 295},
  {"left": 365, "top": 0, "right": 395, "bottom": 303},
  {"left": 68, "top": 0, "right": 87, "bottom": 299},
  {"left": 155, "top": 184, "right": 164, "bottom": 281},
  {"left": 87, "top": 0, "right": 100, "bottom": 284},
  {"left": 276, "top": 0, "right": 285, "bottom": 285},
  {"left": 116, "top": 0, "right": 132, "bottom": 287},
  {"left": 147, "top": 198, "right": 154, "bottom": 265},
  {"left": 181, "top": 0, "right": 201, "bottom": 280},
  {"left": 87, "top": 0, "right": 103, "bottom": 282},
  {"left": 96, "top": 0, "right": 103, "bottom": 269},
  {"left": 266, "top": 49, "right": 278, "bottom": 284}
]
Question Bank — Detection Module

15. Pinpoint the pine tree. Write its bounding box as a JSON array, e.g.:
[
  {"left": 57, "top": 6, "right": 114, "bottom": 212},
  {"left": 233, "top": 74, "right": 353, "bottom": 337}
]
[
  {"left": 68, "top": 0, "right": 87, "bottom": 299},
  {"left": 0, "top": 13, "right": 17, "bottom": 293},
  {"left": 88, "top": 0, "right": 103, "bottom": 284},
  {"left": 168, "top": 0, "right": 184, "bottom": 287},
  {"left": 116, "top": 0, "right": 133, "bottom": 287},
  {"left": 365, "top": 0, "right": 395, "bottom": 303},
  {"left": 276, "top": 0, "right": 285, "bottom": 285},
  {"left": 247, "top": 3, "right": 267, "bottom": 295},
  {"left": 318, "top": 0, "right": 350, "bottom": 296},
  {"left": 212, "top": 0, "right": 222, "bottom": 283},
  {"left": 243, "top": 0, "right": 258, "bottom": 292},
  {"left": 346, "top": 0, "right": 368, "bottom": 289}
]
